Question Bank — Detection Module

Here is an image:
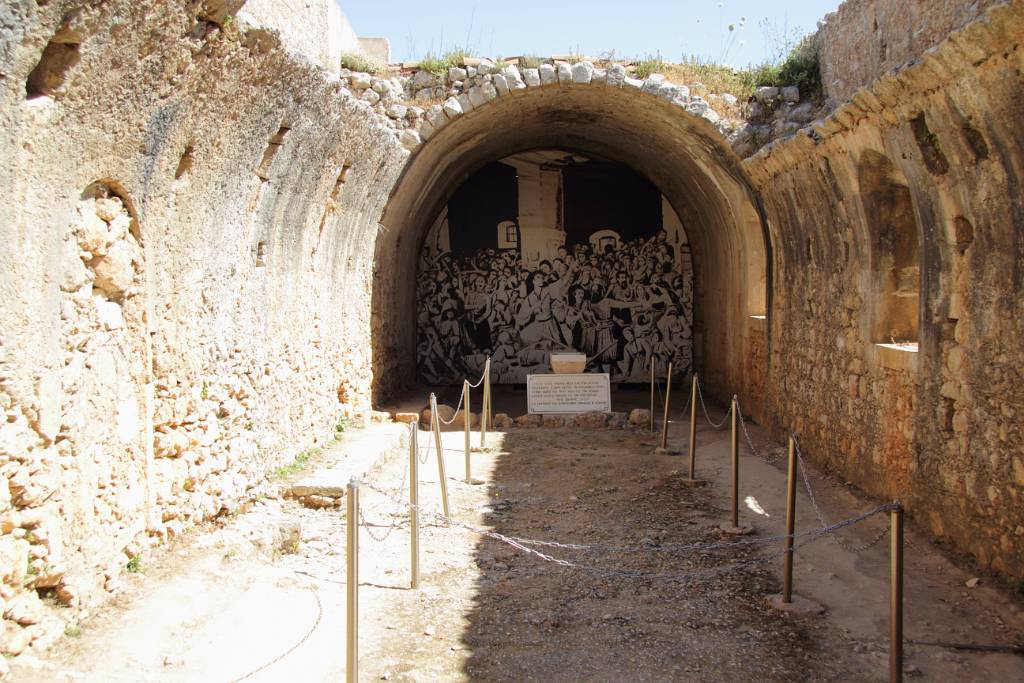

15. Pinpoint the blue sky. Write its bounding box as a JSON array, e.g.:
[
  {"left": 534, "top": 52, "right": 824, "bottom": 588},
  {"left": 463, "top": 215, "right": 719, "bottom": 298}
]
[{"left": 341, "top": 0, "right": 844, "bottom": 68}]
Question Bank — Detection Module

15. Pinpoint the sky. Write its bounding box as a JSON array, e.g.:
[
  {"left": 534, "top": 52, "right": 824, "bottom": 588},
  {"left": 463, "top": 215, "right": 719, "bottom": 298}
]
[{"left": 341, "top": 0, "right": 845, "bottom": 68}]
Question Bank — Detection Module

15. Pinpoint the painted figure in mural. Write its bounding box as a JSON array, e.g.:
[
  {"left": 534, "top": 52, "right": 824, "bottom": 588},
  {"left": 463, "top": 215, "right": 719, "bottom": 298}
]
[{"left": 416, "top": 230, "right": 694, "bottom": 384}]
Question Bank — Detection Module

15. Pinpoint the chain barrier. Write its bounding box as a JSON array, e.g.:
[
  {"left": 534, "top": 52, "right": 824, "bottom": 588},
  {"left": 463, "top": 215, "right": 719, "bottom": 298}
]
[
  {"left": 793, "top": 437, "right": 892, "bottom": 553},
  {"left": 734, "top": 398, "right": 786, "bottom": 464},
  {"left": 358, "top": 442, "right": 411, "bottom": 543},
  {"left": 693, "top": 380, "right": 888, "bottom": 551},
  {"left": 697, "top": 380, "right": 731, "bottom": 430},
  {"left": 228, "top": 586, "right": 323, "bottom": 682},
  {"left": 418, "top": 430, "right": 431, "bottom": 464},
  {"left": 357, "top": 478, "right": 896, "bottom": 582},
  {"left": 466, "top": 364, "right": 487, "bottom": 389},
  {"left": 359, "top": 505, "right": 406, "bottom": 542},
  {"left": 435, "top": 388, "right": 467, "bottom": 425}
]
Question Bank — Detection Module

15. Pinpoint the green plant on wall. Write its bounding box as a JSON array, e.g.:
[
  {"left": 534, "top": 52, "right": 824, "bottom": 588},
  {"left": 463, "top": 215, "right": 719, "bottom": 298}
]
[
  {"left": 418, "top": 49, "right": 471, "bottom": 76},
  {"left": 340, "top": 52, "right": 384, "bottom": 74},
  {"left": 634, "top": 53, "right": 666, "bottom": 79}
]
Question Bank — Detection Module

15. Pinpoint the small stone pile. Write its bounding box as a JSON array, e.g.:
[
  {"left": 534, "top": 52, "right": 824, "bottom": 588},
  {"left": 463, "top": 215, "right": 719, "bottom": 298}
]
[
  {"left": 337, "top": 57, "right": 743, "bottom": 155},
  {"left": 730, "top": 86, "right": 831, "bottom": 157}
]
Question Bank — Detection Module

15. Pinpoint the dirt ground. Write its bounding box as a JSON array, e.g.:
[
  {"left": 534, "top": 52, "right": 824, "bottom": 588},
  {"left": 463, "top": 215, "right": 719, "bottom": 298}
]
[{"left": 11, "top": 409, "right": 1024, "bottom": 682}]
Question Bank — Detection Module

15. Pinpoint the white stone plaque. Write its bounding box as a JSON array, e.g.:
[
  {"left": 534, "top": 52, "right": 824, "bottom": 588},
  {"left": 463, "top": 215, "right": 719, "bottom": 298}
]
[{"left": 526, "top": 373, "right": 611, "bottom": 414}]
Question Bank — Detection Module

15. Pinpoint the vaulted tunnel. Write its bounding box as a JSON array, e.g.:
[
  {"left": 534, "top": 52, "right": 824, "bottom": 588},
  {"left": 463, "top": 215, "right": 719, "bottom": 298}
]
[{"left": 373, "top": 84, "right": 770, "bottom": 403}]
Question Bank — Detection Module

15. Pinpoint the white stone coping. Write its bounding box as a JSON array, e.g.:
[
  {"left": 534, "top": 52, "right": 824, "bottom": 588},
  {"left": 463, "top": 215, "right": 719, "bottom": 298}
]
[{"left": 870, "top": 342, "right": 919, "bottom": 373}]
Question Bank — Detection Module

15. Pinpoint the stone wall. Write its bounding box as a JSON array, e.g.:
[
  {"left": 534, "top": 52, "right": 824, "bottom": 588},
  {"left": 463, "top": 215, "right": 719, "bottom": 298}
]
[
  {"left": 817, "top": 0, "right": 1006, "bottom": 102},
  {"left": 1, "top": 0, "right": 1022, "bottom": 662},
  {"left": 745, "top": 0, "right": 1024, "bottom": 578},
  {"left": 0, "top": 0, "right": 407, "bottom": 652}
]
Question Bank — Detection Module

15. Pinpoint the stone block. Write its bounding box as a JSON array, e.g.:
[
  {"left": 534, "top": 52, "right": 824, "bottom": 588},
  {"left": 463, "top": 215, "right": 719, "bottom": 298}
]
[
  {"left": 492, "top": 413, "right": 512, "bottom": 429},
  {"left": 782, "top": 86, "right": 800, "bottom": 102},
  {"left": 492, "top": 73, "right": 509, "bottom": 95},
  {"left": 92, "top": 240, "right": 136, "bottom": 299},
  {"left": 628, "top": 409, "right": 650, "bottom": 426},
  {"left": 442, "top": 96, "right": 463, "bottom": 119},
  {"left": 641, "top": 74, "right": 666, "bottom": 94},
  {"left": 197, "top": 0, "right": 246, "bottom": 26},
  {"left": 574, "top": 412, "right": 608, "bottom": 429},
  {"left": 607, "top": 412, "right": 628, "bottom": 429},
  {"left": 399, "top": 130, "right": 421, "bottom": 150},
  {"left": 350, "top": 71, "right": 372, "bottom": 90},
  {"left": 754, "top": 86, "right": 779, "bottom": 102},
  {"left": 523, "top": 68, "right": 541, "bottom": 87},
  {"left": 571, "top": 61, "right": 594, "bottom": 84},
  {"left": 3, "top": 621, "right": 32, "bottom": 656},
  {"left": 392, "top": 412, "right": 419, "bottom": 424},
  {"left": 515, "top": 414, "right": 542, "bottom": 428},
  {"left": 0, "top": 536, "right": 29, "bottom": 586},
  {"left": 502, "top": 65, "right": 526, "bottom": 90},
  {"left": 4, "top": 591, "right": 44, "bottom": 625},
  {"left": 542, "top": 414, "right": 567, "bottom": 427},
  {"left": 538, "top": 64, "right": 557, "bottom": 85},
  {"left": 606, "top": 63, "right": 626, "bottom": 87},
  {"left": 418, "top": 119, "right": 435, "bottom": 141},
  {"left": 556, "top": 62, "right": 572, "bottom": 83}
]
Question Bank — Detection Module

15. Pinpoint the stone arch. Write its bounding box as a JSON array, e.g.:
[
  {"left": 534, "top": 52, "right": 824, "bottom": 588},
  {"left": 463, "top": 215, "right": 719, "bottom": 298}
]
[
  {"left": 374, "top": 78, "right": 770, "bottom": 400},
  {"left": 856, "top": 150, "right": 921, "bottom": 343}
]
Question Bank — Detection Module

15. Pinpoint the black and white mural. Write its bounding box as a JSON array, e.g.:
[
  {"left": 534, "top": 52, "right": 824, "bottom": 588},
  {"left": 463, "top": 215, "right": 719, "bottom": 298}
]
[{"left": 417, "top": 151, "right": 693, "bottom": 384}]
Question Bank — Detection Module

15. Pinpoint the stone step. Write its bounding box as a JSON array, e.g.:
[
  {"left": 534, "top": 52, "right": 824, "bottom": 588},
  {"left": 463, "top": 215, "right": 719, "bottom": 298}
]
[{"left": 285, "top": 422, "right": 412, "bottom": 501}]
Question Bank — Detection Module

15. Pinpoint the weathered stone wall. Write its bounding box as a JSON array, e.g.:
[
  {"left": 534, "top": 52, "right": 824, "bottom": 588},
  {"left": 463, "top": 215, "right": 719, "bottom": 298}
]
[
  {"left": 746, "top": 0, "right": 1024, "bottom": 578},
  {"left": 0, "top": 0, "right": 406, "bottom": 651},
  {"left": 818, "top": 0, "right": 1006, "bottom": 102}
]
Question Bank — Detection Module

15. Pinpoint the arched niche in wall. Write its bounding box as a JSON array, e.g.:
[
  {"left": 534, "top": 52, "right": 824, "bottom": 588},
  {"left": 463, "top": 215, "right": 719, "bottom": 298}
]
[
  {"left": 59, "top": 180, "right": 154, "bottom": 576},
  {"left": 856, "top": 150, "right": 921, "bottom": 344}
]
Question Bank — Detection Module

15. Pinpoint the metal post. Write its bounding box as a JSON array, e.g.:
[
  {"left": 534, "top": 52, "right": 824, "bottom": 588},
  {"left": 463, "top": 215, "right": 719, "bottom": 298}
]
[
  {"left": 688, "top": 373, "right": 698, "bottom": 480},
  {"left": 480, "top": 357, "right": 490, "bottom": 448},
  {"left": 429, "top": 393, "right": 451, "bottom": 519},
  {"left": 891, "top": 504, "right": 904, "bottom": 683},
  {"left": 649, "top": 361, "right": 655, "bottom": 432},
  {"left": 463, "top": 380, "right": 471, "bottom": 483},
  {"left": 730, "top": 396, "right": 739, "bottom": 528},
  {"left": 782, "top": 435, "right": 797, "bottom": 603},
  {"left": 659, "top": 362, "right": 673, "bottom": 449},
  {"left": 409, "top": 423, "right": 419, "bottom": 590},
  {"left": 346, "top": 478, "right": 359, "bottom": 683}
]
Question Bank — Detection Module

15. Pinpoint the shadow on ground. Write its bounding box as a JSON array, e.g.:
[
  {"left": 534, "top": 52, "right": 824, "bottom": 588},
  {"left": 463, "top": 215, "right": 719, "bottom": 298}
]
[{"left": 453, "top": 427, "right": 855, "bottom": 682}]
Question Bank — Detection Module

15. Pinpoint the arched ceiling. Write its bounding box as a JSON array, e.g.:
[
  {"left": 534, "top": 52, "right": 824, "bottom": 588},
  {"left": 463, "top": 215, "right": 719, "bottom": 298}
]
[{"left": 373, "top": 82, "right": 770, "bottom": 398}]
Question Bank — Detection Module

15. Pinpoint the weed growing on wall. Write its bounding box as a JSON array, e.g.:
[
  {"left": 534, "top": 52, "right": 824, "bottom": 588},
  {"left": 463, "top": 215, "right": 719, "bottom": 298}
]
[
  {"left": 418, "top": 49, "right": 472, "bottom": 76},
  {"left": 340, "top": 52, "right": 384, "bottom": 74},
  {"left": 754, "top": 35, "right": 823, "bottom": 99},
  {"left": 634, "top": 53, "right": 667, "bottom": 79}
]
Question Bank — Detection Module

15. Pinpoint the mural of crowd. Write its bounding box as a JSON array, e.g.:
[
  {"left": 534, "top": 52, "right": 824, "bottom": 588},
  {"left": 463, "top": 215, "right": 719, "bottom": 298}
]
[{"left": 417, "top": 230, "right": 694, "bottom": 384}]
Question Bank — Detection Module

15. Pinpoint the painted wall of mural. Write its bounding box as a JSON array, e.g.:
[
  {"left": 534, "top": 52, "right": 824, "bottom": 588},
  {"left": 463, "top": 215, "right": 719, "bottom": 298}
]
[{"left": 417, "top": 150, "right": 694, "bottom": 385}]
